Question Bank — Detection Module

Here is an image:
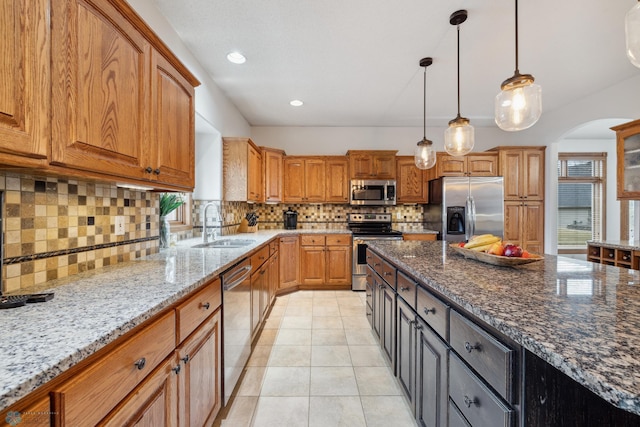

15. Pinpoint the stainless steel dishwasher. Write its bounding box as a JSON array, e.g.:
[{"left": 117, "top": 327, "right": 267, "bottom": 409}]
[{"left": 221, "top": 258, "right": 252, "bottom": 406}]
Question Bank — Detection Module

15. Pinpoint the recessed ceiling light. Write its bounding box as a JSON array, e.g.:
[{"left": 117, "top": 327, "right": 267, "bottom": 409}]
[
  {"left": 290, "top": 100, "right": 304, "bottom": 107},
  {"left": 226, "top": 51, "right": 246, "bottom": 64}
]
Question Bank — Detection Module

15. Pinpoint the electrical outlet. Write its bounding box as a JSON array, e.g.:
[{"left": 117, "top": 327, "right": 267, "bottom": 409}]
[
  {"left": 115, "top": 216, "right": 125, "bottom": 236},
  {"left": 396, "top": 212, "right": 402, "bottom": 219}
]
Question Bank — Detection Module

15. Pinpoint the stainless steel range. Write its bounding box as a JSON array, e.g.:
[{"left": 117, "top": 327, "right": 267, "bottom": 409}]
[{"left": 348, "top": 213, "right": 403, "bottom": 291}]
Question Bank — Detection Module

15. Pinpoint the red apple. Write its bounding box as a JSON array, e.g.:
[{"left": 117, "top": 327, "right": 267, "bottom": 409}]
[{"left": 503, "top": 244, "right": 523, "bottom": 257}]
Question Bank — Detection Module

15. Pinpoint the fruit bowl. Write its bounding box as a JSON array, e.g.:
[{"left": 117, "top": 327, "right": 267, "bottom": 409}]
[{"left": 449, "top": 244, "right": 543, "bottom": 266}]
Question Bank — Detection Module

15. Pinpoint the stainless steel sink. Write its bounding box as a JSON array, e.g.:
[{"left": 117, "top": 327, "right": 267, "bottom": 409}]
[{"left": 192, "top": 239, "right": 256, "bottom": 249}]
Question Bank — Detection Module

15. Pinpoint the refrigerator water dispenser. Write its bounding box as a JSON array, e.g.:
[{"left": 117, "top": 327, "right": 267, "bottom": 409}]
[{"left": 447, "top": 206, "right": 465, "bottom": 235}]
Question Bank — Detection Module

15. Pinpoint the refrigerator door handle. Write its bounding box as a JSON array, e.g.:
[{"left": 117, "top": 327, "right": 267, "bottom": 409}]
[{"left": 465, "top": 195, "right": 475, "bottom": 240}]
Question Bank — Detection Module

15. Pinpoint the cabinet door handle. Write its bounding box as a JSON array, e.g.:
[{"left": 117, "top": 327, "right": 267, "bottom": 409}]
[
  {"left": 134, "top": 358, "right": 146, "bottom": 370},
  {"left": 366, "top": 256, "right": 372, "bottom": 260},
  {"left": 172, "top": 364, "right": 181, "bottom": 374},
  {"left": 423, "top": 307, "right": 435, "bottom": 315},
  {"left": 366, "top": 293, "right": 372, "bottom": 297},
  {"left": 383, "top": 272, "right": 392, "bottom": 276},
  {"left": 400, "top": 286, "right": 409, "bottom": 292},
  {"left": 463, "top": 395, "right": 478, "bottom": 408},
  {"left": 373, "top": 263, "right": 381, "bottom": 267},
  {"left": 181, "top": 355, "right": 190, "bottom": 364},
  {"left": 464, "top": 341, "right": 480, "bottom": 353},
  {"left": 201, "top": 302, "right": 211, "bottom": 310}
]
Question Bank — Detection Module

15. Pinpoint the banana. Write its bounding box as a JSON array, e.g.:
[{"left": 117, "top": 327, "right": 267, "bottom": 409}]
[
  {"left": 469, "top": 242, "right": 495, "bottom": 252},
  {"left": 464, "top": 235, "right": 500, "bottom": 249}
]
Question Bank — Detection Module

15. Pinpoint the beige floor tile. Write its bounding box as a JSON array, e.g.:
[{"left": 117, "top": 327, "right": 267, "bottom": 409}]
[
  {"left": 311, "top": 345, "right": 352, "bottom": 366},
  {"left": 280, "top": 315, "right": 313, "bottom": 329},
  {"left": 252, "top": 396, "right": 309, "bottom": 427},
  {"left": 289, "top": 290, "right": 314, "bottom": 300},
  {"left": 272, "top": 296, "right": 289, "bottom": 306},
  {"left": 254, "top": 328, "right": 278, "bottom": 346},
  {"left": 247, "top": 346, "right": 274, "bottom": 367},
  {"left": 354, "top": 367, "right": 402, "bottom": 396},
  {"left": 308, "top": 396, "right": 367, "bottom": 427},
  {"left": 260, "top": 367, "right": 310, "bottom": 396},
  {"left": 310, "top": 367, "right": 359, "bottom": 396},
  {"left": 217, "top": 396, "right": 257, "bottom": 427},
  {"left": 236, "top": 367, "right": 267, "bottom": 396},
  {"left": 340, "top": 305, "right": 365, "bottom": 316},
  {"left": 337, "top": 296, "right": 365, "bottom": 307},
  {"left": 341, "top": 316, "right": 372, "bottom": 330},
  {"left": 267, "top": 345, "right": 311, "bottom": 367},
  {"left": 286, "top": 304, "right": 314, "bottom": 317},
  {"left": 313, "top": 304, "right": 342, "bottom": 316},
  {"left": 312, "top": 316, "right": 344, "bottom": 329},
  {"left": 275, "top": 328, "right": 312, "bottom": 346},
  {"left": 360, "top": 395, "right": 417, "bottom": 427},
  {"left": 349, "top": 345, "right": 388, "bottom": 367},
  {"left": 312, "top": 329, "right": 347, "bottom": 345},
  {"left": 345, "top": 329, "right": 378, "bottom": 346},
  {"left": 313, "top": 290, "right": 337, "bottom": 298},
  {"left": 262, "top": 316, "right": 282, "bottom": 329},
  {"left": 268, "top": 304, "right": 286, "bottom": 317}
]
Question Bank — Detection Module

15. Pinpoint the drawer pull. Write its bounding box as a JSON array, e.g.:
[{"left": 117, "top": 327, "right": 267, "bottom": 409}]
[
  {"left": 201, "top": 302, "right": 211, "bottom": 310},
  {"left": 366, "top": 313, "right": 372, "bottom": 317},
  {"left": 374, "top": 263, "right": 381, "bottom": 267},
  {"left": 134, "top": 358, "right": 146, "bottom": 370},
  {"left": 181, "top": 355, "right": 190, "bottom": 364},
  {"left": 414, "top": 323, "right": 423, "bottom": 330},
  {"left": 366, "top": 293, "right": 372, "bottom": 297},
  {"left": 464, "top": 341, "right": 481, "bottom": 353},
  {"left": 383, "top": 272, "right": 392, "bottom": 276},
  {"left": 400, "top": 286, "right": 409, "bottom": 292},
  {"left": 423, "top": 307, "right": 436, "bottom": 315},
  {"left": 172, "top": 365, "right": 181, "bottom": 374},
  {"left": 464, "top": 395, "right": 479, "bottom": 408},
  {"left": 366, "top": 256, "right": 372, "bottom": 260}
]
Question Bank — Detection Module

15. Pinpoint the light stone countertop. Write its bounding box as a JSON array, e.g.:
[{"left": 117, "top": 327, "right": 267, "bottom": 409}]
[
  {"left": 367, "top": 240, "right": 640, "bottom": 416},
  {"left": 587, "top": 240, "right": 640, "bottom": 250},
  {"left": 392, "top": 224, "right": 439, "bottom": 234},
  {"left": 0, "top": 229, "right": 351, "bottom": 411}
]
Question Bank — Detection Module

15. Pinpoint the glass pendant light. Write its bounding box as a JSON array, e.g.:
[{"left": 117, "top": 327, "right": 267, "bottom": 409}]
[
  {"left": 414, "top": 57, "right": 436, "bottom": 170},
  {"left": 444, "top": 10, "right": 474, "bottom": 157},
  {"left": 627, "top": 1, "right": 640, "bottom": 68},
  {"left": 495, "top": 0, "right": 542, "bottom": 131}
]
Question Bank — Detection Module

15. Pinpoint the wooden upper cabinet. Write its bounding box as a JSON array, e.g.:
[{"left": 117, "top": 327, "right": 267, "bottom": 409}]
[
  {"left": 504, "top": 200, "right": 544, "bottom": 254},
  {"left": 283, "top": 156, "right": 325, "bottom": 203},
  {"left": 50, "top": 0, "right": 151, "bottom": 180},
  {"left": 49, "top": 0, "right": 199, "bottom": 190},
  {"left": 396, "top": 156, "right": 428, "bottom": 203},
  {"left": 436, "top": 152, "right": 498, "bottom": 177},
  {"left": 498, "top": 147, "right": 545, "bottom": 200},
  {"left": 223, "top": 138, "right": 263, "bottom": 203},
  {"left": 325, "top": 156, "right": 350, "bottom": 203},
  {"left": 151, "top": 50, "right": 196, "bottom": 189},
  {"left": 612, "top": 119, "right": 640, "bottom": 200},
  {"left": 0, "top": 0, "right": 49, "bottom": 167},
  {"left": 347, "top": 150, "right": 397, "bottom": 179},
  {"left": 262, "top": 147, "right": 285, "bottom": 203}
]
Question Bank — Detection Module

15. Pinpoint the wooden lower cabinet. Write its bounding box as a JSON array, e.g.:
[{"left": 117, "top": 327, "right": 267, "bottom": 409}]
[
  {"left": 176, "top": 309, "right": 222, "bottom": 427},
  {"left": 300, "top": 244, "right": 326, "bottom": 285},
  {"left": 279, "top": 236, "right": 299, "bottom": 292},
  {"left": 299, "top": 234, "right": 351, "bottom": 288},
  {"left": 504, "top": 201, "right": 544, "bottom": 254}
]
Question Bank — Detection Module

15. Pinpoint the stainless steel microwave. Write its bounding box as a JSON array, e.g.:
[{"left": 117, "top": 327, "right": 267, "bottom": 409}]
[{"left": 350, "top": 179, "right": 396, "bottom": 206}]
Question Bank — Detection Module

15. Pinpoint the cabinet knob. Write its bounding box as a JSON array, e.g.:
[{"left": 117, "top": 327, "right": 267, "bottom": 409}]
[
  {"left": 423, "top": 307, "right": 435, "bottom": 315},
  {"left": 414, "top": 323, "right": 423, "bottom": 330},
  {"left": 201, "top": 302, "right": 211, "bottom": 310},
  {"left": 145, "top": 166, "right": 153, "bottom": 173},
  {"left": 172, "top": 365, "right": 181, "bottom": 374},
  {"left": 400, "top": 286, "right": 409, "bottom": 292},
  {"left": 154, "top": 168, "right": 161, "bottom": 175},
  {"left": 383, "top": 271, "right": 392, "bottom": 276},
  {"left": 134, "top": 358, "right": 146, "bottom": 370},
  {"left": 463, "top": 395, "right": 479, "bottom": 408},
  {"left": 464, "top": 341, "right": 480, "bottom": 353},
  {"left": 374, "top": 263, "right": 381, "bottom": 267},
  {"left": 609, "top": 253, "right": 614, "bottom": 258},
  {"left": 181, "top": 355, "right": 190, "bottom": 364}
]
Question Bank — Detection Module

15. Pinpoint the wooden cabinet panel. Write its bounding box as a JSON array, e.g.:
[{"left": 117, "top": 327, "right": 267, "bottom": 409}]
[
  {"left": 279, "top": 236, "right": 299, "bottom": 291},
  {"left": 0, "top": 0, "right": 49, "bottom": 167},
  {"left": 262, "top": 147, "right": 284, "bottom": 203},
  {"left": 437, "top": 152, "right": 497, "bottom": 177},
  {"left": 498, "top": 148, "right": 545, "bottom": 200},
  {"left": 403, "top": 234, "right": 437, "bottom": 241},
  {"left": 177, "top": 309, "right": 222, "bottom": 427},
  {"left": 300, "top": 234, "right": 351, "bottom": 287},
  {"left": 614, "top": 119, "right": 640, "bottom": 200},
  {"left": 325, "top": 156, "right": 350, "bottom": 203},
  {"left": 300, "top": 245, "right": 325, "bottom": 285},
  {"left": 503, "top": 201, "right": 522, "bottom": 246},
  {"left": 326, "top": 245, "right": 351, "bottom": 285},
  {"left": 101, "top": 354, "right": 179, "bottom": 427},
  {"left": 283, "top": 157, "right": 305, "bottom": 202},
  {"left": 396, "top": 156, "right": 428, "bottom": 203},
  {"left": 437, "top": 153, "right": 466, "bottom": 176},
  {"left": 396, "top": 297, "right": 416, "bottom": 407},
  {"left": 51, "top": 0, "right": 151, "bottom": 180},
  {"left": 176, "top": 279, "right": 221, "bottom": 344},
  {"left": 416, "top": 315, "right": 449, "bottom": 427},
  {"left": 500, "top": 151, "right": 522, "bottom": 199},
  {"left": 150, "top": 50, "right": 195, "bottom": 188},
  {"left": 223, "top": 138, "right": 262, "bottom": 202},
  {"left": 305, "top": 158, "right": 326, "bottom": 202},
  {"left": 283, "top": 156, "right": 325, "bottom": 202},
  {"left": 347, "top": 150, "right": 398, "bottom": 179},
  {"left": 523, "top": 150, "right": 544, "bottom": 200},
  {"left": 504, "top": 200, "right": 544, "bottom": 254}
]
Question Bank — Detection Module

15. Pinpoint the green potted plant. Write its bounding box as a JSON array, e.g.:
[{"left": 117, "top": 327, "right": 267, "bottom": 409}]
[{"left": 159, "top": 193, "right": 184, "bottom": 248}]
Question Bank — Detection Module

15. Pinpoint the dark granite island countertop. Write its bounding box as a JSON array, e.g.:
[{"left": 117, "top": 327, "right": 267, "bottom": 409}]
[{"left": 367, "top": 240, "right": 640, "bottom": 416}]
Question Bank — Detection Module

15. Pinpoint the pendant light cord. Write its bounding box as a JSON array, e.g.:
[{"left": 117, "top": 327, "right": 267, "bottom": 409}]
[
  {"left": 514, "top": 0, "right": 520, "bottom": 74},
  {"left": 456, "top": 24, "right": 461, "bottom": 117},
  {"left": 423, "top": 65, "right": 426, "bottom": 138}
]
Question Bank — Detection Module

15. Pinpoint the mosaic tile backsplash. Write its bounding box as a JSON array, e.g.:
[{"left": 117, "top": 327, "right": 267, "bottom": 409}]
[{"left": 1, "top": 172, "right": 159, "bottom": 293}]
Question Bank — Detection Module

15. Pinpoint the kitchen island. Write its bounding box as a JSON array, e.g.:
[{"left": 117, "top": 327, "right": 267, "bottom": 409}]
[{"left": 367, "top": 239, "right": 640, "bottom": 423}]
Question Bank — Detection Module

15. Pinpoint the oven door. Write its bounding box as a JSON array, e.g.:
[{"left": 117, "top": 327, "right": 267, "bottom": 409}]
[{"left": 352, "top": 235, "right": 403, "bottom": 290}]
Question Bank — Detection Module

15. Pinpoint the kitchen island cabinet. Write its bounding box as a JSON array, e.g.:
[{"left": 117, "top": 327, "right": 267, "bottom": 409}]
[
  {"left": 367, "top": 240, "right": 640, "bottom": 424},
  {"left": 587, "top": 240, "right": 640, "bottom": 270}
]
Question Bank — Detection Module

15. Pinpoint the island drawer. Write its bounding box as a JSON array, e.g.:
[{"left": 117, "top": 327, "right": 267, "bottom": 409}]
[
  {"left": 450, "top": 310, "right": 515, "bottom": 404},
  {"left": 417, "top": 285, "right": 449, "bottom": 341},
  {"left": 396, "top": 271, "right": 417, "bottom": 310},
  {"left": 326, "top": 234, "right": 350, "bottom": 246},
  {"left": 380, "top": 258, "right": 396, "bottom": 289},
  {"left": 51, "top": 311, "right": 176, "bottom": 427},
  {"left": 367, "top": 250, "right": 384, "bottom": 276},
  {"left": 269, "top": 239, "right": 278, "bottom": 255},
  {"left": 449, "top": 353, "right": 514, "bottom": 427},
  {"left": 449, "top": 399, "right": 472, "bottom": 427},
  {"left": 176, "top": 278, "right": 222, "bottom": 343},
  {"left": 301, "top": 234, "right": 325, "bottom": 246},
  {"left": 365, "top": 279, "right": 373, "bottom": 309}
]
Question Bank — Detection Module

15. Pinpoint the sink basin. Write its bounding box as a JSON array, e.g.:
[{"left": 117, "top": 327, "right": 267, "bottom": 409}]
[{"left": 192, "top": 239, "right": 256, "bottom": 249}]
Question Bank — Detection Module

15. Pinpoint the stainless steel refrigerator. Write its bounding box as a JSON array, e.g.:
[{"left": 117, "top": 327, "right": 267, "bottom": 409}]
[{"left": 424, "top": 176, "right": 504, "bottom": 243}]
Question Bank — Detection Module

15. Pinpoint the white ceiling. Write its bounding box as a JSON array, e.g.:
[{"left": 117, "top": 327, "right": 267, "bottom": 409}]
[{"left": 151, "top": 0, "right": 638, "bottom": 129}]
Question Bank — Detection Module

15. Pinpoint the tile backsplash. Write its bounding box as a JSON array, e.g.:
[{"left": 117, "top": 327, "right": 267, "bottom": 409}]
[{"left": 1, "top": 172, "right": 159, "bottom": 293}]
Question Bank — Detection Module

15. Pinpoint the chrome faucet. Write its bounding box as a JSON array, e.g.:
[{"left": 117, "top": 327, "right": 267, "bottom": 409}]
[{"left": 202, "top": 202, "right": 218, "bottom": 243}]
